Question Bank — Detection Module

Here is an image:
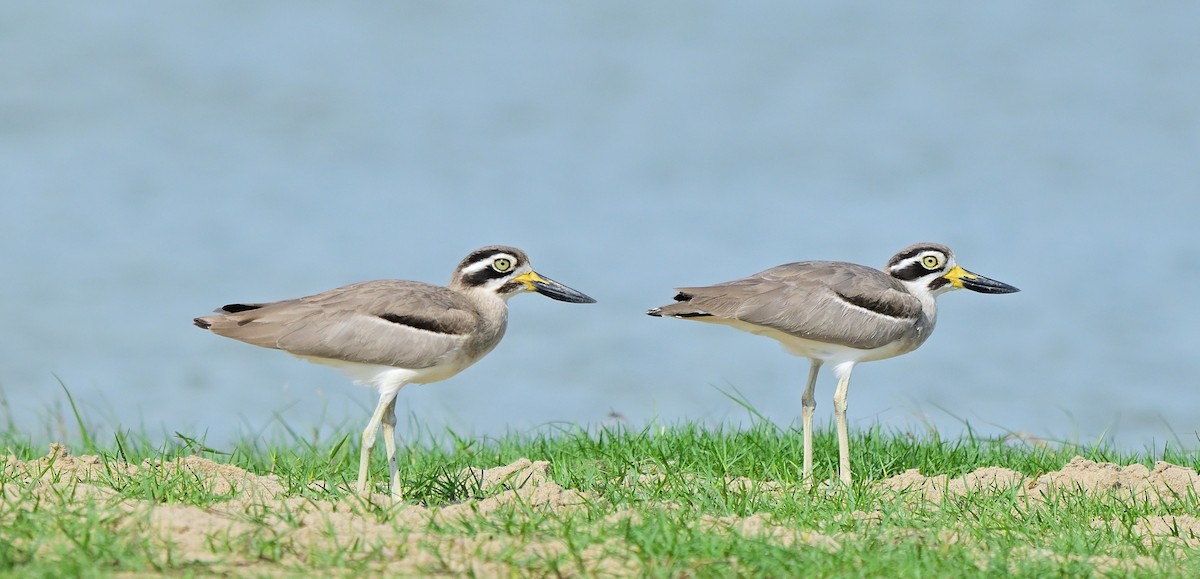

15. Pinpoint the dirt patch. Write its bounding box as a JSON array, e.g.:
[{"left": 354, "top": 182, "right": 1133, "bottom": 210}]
[
  {"left": 632, "top": 461, "right": 787, "bottom": 498},
  {"left": 1032, "top": 457, "right": 1200, "bottom": 504},
  {"left": 879, "top": 456, "right": 1200, "bottom": 505},
  {"left": 435, "top": 458, "right": 589, "bottom": 521},
  {"left": 1124, "top": 514, "right": 1200, "bottom": 553},
  {"left": 3, "top": 442, "right": 127, "bottom": 482},
  {"left": 1008, "top": 546, "right": 1158, "bottom": 574},
  {"left": 880, "top": 466, "right": 1026, "bottom": 503},
  {"left": 2, "top": 443, "right": 286, "bottom": 501},
  {"left": 698, "top": 512, "right": 841, "bottom": 552}
]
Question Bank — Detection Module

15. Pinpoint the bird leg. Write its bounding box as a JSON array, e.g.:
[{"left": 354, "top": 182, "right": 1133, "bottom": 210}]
[
  {"left": 380, "top": 395, "right": 402, "bottom": 500},
  {"left": 800, "top": 360, "right": 822, "bottom": 489},
  {"left": 357, "top": 390, "right": 400, "bottom": 496},
  {"left": 831, "top": 363, "right": 856, "bottom": 486}
]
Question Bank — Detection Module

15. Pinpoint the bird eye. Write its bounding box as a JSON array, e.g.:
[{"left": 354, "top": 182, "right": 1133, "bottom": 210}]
[
  {"left": 492, "top": 257, "right": 513, "bottom": 272},
  {"left": 921, "top": 255, "right": 941, "bottom": 269}
]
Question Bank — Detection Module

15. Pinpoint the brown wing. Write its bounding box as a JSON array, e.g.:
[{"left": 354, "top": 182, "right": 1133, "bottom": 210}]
[
  {"left": 194, "top": 280, "right": 481, "bottom": 368},
  {"left": 651, "top": 261, "right": 923, "bottom": 350}
]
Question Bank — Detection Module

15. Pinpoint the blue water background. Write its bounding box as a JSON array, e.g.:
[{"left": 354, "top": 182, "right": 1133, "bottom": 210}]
[{"left": 2, "top": 3, "right": 1198, "bottom": 449}]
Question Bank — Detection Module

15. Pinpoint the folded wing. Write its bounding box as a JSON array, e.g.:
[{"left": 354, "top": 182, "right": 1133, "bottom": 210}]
[
  {"left": 654, "top": 261, "right": 923, "bottom": 350},
  {"left": 195, "top": 280, "right": 480, "bottom": 369}
]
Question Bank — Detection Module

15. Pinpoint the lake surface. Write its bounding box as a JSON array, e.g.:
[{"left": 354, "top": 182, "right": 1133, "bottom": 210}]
[{"left": 2, "top": 2, "right": 1198, "bottom": 450}]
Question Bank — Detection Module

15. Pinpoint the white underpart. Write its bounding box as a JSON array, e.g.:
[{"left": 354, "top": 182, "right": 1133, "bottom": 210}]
[
  {"left": 706, "top": 318, "right": 913, "bottom": 365},
  {"left": 295, "top": 356, "right": 457, "bottom": 392}
]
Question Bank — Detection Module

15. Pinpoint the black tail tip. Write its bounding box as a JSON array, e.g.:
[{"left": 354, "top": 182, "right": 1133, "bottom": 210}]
[
  {"left": 646, "top": 308, "right": 663, "bottom": 317},
  {"left": 193, "top": 317, "right": 212, "bottom": 330}
]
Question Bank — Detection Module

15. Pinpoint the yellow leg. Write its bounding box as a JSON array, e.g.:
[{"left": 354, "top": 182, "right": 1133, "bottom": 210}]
[{"left": 800, "top": 360, "right": 821, "bottom": 489}]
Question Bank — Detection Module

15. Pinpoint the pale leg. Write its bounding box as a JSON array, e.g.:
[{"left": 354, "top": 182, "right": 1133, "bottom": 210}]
[
  {"left": 380, "top": 396, "right": 401, "bottom": 500},
  {"left": 358, "top": 390, "right": 400, "bottom": 495},
  {"left": 800, "top": 360, "right": 822, "bottom": 488},
  {"left": 831, "top": 362, "right": 856, "bottom": 486}
]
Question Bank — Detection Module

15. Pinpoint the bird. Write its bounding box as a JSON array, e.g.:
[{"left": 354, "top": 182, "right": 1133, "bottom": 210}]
[
  {"left": 647, "top": 242, "right": 1018, "bottom": 487},
  {"left": 194, "top": 245, "right": 595, "bottom": 499}
]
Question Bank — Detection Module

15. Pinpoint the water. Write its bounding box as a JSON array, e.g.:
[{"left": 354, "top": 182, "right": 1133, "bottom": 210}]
[{"left": 2, "top": 2, "right": 1198, "bottom": 449}]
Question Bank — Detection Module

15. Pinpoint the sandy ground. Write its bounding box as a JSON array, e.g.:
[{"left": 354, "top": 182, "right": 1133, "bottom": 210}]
[
  {"left": 881, "top": 456, "right": 1200, "bottom": 505},
  {"left": 3, "top": 445, "right": 1198, "bottom": 574}
]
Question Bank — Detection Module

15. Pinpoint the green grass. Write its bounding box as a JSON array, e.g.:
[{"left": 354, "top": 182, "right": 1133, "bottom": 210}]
[{"left": 2, "top": 420, "right": 1199, "bottom": 576}]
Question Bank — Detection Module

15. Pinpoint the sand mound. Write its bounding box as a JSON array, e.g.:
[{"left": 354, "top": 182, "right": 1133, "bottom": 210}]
[
  {"left": 3, "top": 442, "right": 124, "bottom": 482},
  {"left": 881, "top": 466, "right": 1025, "bottom": 502},
  {"left": 880, "top": 456, "right": 1200, "bottom": 504},
  {"left": 2, "top": 443, "right": 285, "bottom": 499},
  {"left": 1032, "top": 456, "right": 1200, "bottom": 503},
  {"left": 436, "top": 458, "right": 588, "bottom": 521}
]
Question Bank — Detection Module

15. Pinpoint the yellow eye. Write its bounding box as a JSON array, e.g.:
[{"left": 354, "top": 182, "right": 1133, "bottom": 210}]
[
  {"left": 492, "top": 257, "right": 513, "bottom": 272},
  {"left": 921, "top": 255, "right": 941, "bottom": 269}
]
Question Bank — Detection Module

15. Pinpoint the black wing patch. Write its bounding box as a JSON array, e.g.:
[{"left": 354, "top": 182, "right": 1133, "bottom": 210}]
[
  {"left": 833, "top": 290, "right": 917, "bottom": 320},
  {"left": 378, "top": 313, "right": 463, "bottom": 335}
]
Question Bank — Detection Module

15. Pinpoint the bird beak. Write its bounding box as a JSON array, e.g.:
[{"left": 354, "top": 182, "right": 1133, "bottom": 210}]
[
  {"left": 943, "top": 265, "right": 1020, "bottom": 294},
  {"left": 513, "top": 271, "right": 597, "bottom": 303}
]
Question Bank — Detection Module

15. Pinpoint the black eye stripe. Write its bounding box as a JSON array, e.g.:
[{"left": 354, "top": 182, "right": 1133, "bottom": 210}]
[
  {"left": 462, "top": 265, "right": 513, "bottom": 287},
  {"left": 892, "top": 261, "right": 932, "bottom": 282}
]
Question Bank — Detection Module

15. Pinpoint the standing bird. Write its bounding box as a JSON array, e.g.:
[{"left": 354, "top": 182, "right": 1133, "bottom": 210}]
[
  {"left": 194, "top": 245, "right": 595, "bottom": 499},
  {"left": 648, "top": 243, "right": 1018, "bottom": 487}
]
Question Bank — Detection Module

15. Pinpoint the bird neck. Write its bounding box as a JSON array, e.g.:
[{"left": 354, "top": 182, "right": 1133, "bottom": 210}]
[
  {"left": 459, "top": 287, "right": 510, "bottom": 362},
  {"left": 899, "top": 279, "right": 941, "bottom": 326},
  {"left": 462, "top": 286, "right": 510, "bottom": 332}
]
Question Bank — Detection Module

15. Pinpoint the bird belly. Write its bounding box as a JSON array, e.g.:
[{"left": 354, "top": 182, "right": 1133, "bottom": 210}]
[
  {"left": 707, "top": 318, "right": 916, "bottom": 365},
  {"left": 779, "top": 333, "right": 913, "bottom": 364},
  {"left": 293, "top": 355, "right": 463, "bottom": 391}
]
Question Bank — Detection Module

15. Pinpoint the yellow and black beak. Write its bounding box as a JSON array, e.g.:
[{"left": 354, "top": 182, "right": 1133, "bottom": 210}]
[
  {"left": 943, "top": 266, "right": 1020, "bottom": 294},
  {"left": 513, "top": 271, "right": 596, "bottom": 303}
]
